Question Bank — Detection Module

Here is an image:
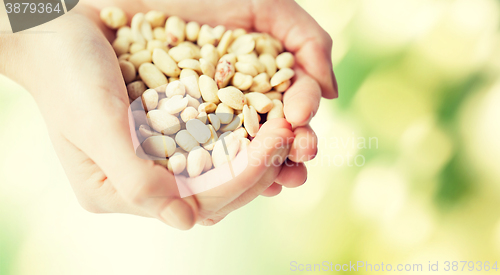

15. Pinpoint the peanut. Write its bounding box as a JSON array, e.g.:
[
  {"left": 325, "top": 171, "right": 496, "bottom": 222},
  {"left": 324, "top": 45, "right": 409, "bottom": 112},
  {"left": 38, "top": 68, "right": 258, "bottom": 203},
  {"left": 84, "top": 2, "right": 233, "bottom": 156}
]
[
  {"left": 276, "top": 52, "right": 295, "bottom": 69},
  {"left": 200, "top": 44, "right": 219, "bottom": 67},
  {"left": 267, "top": 99, "right": 284, "bottom": 120},
  {"left": 141, "top": 21, "right": 154, "bottom": 41},
  {"left": 178, "top": 59, "right": 202, "bottom": 74},
  {"left": 200, "top": 58, "right": 216, "bottom": 79},
  {"left": 180, "top": 106, "right": 199, "bottom": 122},
  {"left": 217, "top": 30, "right": 233, "bottom": 56},
  {"left": 141, "top": 89, "right": 159, "bottom": 111},
  {"left": 274, "top": 79, "right": 291, "bottom": 92},
  {"left": 208, "top": 113, "right": 221, "bottom": 131},
  {"left": 130, "top": 42, "right": 146, "bottom": 54},
  {"left": 168, "top": 152, "right": 187, "bottom": 174},
  {"left": 169, "top": 45, "right": 195, "bottom": 62},
  {"left": 119, "top": 60, "right": 136, "bottom": 84},
  {"left": 112, "top": 37, "right": 131, "bottom": 56},
  {"left": 152, "top": 48, "right": 181, "bottom": 77},
  {"left": 243, "top": 105, "right": 259, "bottom": 137},
  {"left": 175, "top": 130, "right": 199, "bottom": 152},
  {"left": 139, "top": 63, "right": 168, "bottom": 88},
  {"left": 270, "top": 68, "right": 295, "bottom": 87},
  {"left": 212, "top": 133, "right": 240, "bottom": 168},
  {"left": 153, "top": 27, "right": 167, "bottom": 41},
  {"left": 127, "top": 81, "right": 147, "bottom": 100},
  {"left": 198, "top": 102, "right": 217, "bottom": 113},
  {"left": 186, "top": 119, "right": 211, "bottom": 143},
  {"left": 197, "top": 24, "right": 216, "bottom": 47},
  {"left": 129, "top": 50, "right": 152, "bottom": 69},
  {"left": 202, "top": 124, "right": 218, "bottom": 151},
  {"left": 233, "top": 127, "right": 248, "bottom": 139},
  {"left": 197, "top": 111, "right": 207, "bottom": 124},
  {"left": 147, "top": 40, "right": 168, "bottom": 53},
  {"left": 218, "top": 86, "right": 246, "bottom": 110},
  {"left": 199, "top": 75, "right": 220, "bottom": 104},
  {"left": 231, "top": 72, "right": 253, "bottom": 90},
  {"left": 180, "top": 68, "right": 199, "bottom": 80},
  {"left": 235, "top": 62, "right": 258, "bottom": 77},
  {"left": 100, "top": 7, "right": 127, "bottom": 29},
  {"left": 229, "top": 34, "right": 255, "bottom": 55},
  {"left": 142, "top": 136, "right": 176, "bottom": 158},
  {"left": 215, "top": 103, "right": 234, "bottom": 124},
  {"left": 186, "top": 94, "right": 201, "bottom": 109},
  {"left": 187, "top": 146, "right": 211, "bottom": 177},
  {"left": 165, "top": 16, "right": 186, "bottom": 46},
  {"left": 215, "top": 59, "right": 235, "bottom": 88},
  {"left": 159, "top": 95, "right": 188, "bottom": 114},
  {"left": 180, "top": 75, "right": 202, "bottom": 99},
  {"left": 212, "top": 25, "right": 226, "bottom": 41},
  {"left": 186, "top": 21, "right": 201, "bottom": 42},
  {"left": 265, "top": 91, "right": 283, "bottom": 101},
  {"left": 220, "top": 113, "right": 244, "bottom": 132},
  {"left": 249, "top": 73, "right": 272, "bottom": 93},
  {"left": 259, "top": 53, "right": 277, "bottom": 77},
  {"left": 147, "top": 109, "right": 181, "bottom": 135},
  {"left": 245, "top": 92, "right": 273, "bottom": 113},
  {"left": 145, "top": 10, "right": 166, "bottom": 28},
  {"left": 165, "top": 80, "right": 186, "bottom": 98}
]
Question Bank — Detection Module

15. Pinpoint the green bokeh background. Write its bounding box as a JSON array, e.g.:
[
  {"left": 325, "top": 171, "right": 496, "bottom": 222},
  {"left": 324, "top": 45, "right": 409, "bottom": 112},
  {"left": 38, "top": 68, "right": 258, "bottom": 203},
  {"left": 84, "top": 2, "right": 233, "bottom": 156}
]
[{"left": 1, "top": 0, "right": 500, "bottom": 274}]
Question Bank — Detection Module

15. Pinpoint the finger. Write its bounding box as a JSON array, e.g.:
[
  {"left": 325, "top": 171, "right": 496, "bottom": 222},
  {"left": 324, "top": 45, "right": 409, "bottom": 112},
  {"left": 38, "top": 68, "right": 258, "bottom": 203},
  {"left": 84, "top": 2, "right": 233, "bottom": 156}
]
[
  {"left": 288, "top": 125, "right": 318, "bottom": 163},
  {"left": 283, "top": 67, "right": 321, "bottom": 127},
  {"left": 181, "top": 119, "right": 294, "bottom": 219},
  {"left": 261, "top": 183, "right": 283, "bottom": 197},
  {"left": 253, "top": 0, "right": 338, "bottom": 99},
  {"left": 276, "top": 161, "right": 307, "bottom": 188}
]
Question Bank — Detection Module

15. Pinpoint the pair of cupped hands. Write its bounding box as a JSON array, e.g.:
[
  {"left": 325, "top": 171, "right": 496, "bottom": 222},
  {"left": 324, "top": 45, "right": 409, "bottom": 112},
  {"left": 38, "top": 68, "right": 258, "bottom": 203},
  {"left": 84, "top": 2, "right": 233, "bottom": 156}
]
[{"left": 0, "top": 0, "right": 338, "bottom": 229}]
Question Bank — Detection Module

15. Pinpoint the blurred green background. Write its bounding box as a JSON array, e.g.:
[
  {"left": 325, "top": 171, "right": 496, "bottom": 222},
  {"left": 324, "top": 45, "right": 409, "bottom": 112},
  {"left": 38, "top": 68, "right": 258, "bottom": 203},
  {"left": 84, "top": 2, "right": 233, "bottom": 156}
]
[{"left": 1, "top": 0, "right": 500, "bottom": 274}]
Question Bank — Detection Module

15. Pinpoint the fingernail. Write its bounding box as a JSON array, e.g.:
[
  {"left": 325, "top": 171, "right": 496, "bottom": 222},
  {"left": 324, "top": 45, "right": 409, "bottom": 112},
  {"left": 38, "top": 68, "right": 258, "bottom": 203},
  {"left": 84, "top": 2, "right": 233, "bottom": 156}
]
[
  {"left": 161, "top": 199, "right": 195, "bottom": 230},
  {"left": 331, "top": 70, "right": 339, "bottom": 98}
]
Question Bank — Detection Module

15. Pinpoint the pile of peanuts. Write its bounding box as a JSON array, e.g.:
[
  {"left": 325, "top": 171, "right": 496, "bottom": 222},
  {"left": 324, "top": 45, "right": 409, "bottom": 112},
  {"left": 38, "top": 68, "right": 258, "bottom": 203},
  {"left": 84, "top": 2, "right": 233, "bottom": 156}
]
[{"left": 101, "top": 7, "right": 295, "bottom": 178}]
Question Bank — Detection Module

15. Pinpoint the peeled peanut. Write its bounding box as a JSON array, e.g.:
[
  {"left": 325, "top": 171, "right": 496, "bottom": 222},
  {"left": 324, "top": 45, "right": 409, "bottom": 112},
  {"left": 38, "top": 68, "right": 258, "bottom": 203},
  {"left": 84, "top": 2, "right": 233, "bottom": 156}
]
[
  {"left": 139, "top": 124, "right": 159, "bottom": 138},
  {"left": 232, "top": 28, "right": 247, "bottom": 39},
  {"left": 141, "top": 89, "right": 159, "bottom": 111},
  {"left": 217, "top": 30, "right": 233, "bottom": 56},
  {"left": 218, "top": 86, "right": 246, "bottom": 110},
  {"left": 267, "top": 99, "right": 284, "bottom": 120},
  {"left": 199, "top": 75, "right": 220, "bottom": 104},
  {"left": 274, "top": 79, "right": 291, "bottom": 92},
  {"left": 175, "top": 130, "right": 199, "bottom": 152},
  {"left": 117, "top": 26, "right": 133, "bottom": 41},
  {"left": 265, "top": 92, "right": 283, "bottom": 101},
  {"left": 271, "top": 68, "right": 295, "bottom": 87},
  {"left": 178, "top": 59, "right": 202, "bottom": 74},
  {"left": 215, "top": 60, "right": 235, "bottom": 89},
  {"left": 186, "top": 21, "right": 201, "bottom": 42},
  {"left": 276, "top": 52, "right": 295, "bottom": 69},
  {"left": 186, "top": 119, "right": 211, "bottom": 143},
  {"left": 220, "top": 113, "right": 243, "bottom": 132},
  {"left": 229, "top": 34, "right": 255, "bottom": 55},
  {"left": 112, "top": 37, "right": 131, "bottom": 56},
  {"left": 100, "top": 7, "right": 127, "bottom": 29},
  {"left": 131, "top": 13, "right": 146, "bottom": 45},
  {"left": 145, "top": 10, "right": 166, "bottom": 28},
  {"left": 259, "top": 53, "right": 277, "bottom": 77},
  {"left": 129, "top": 50, "right": 152, "bottom": 69},
  {"left": 168, "top": 152, "right": 187, "bottom": 174},
  {"left": 130, "top": 42, "right": 146, "bottom": 54},
  {"left": 245, "top": 92, "right": 273, "bottom": 113},
  {"left": 147, "top": 40, "right": 168, "bottom": 52},
  {"left": 133, "top": 110, "right": 148, "bottom": 127},
  {"left": 198, "top": 102, "right": 217, "bottom": 113},
  {"left": 127, "top": 81, "right": 147, "bottom": 100},
  {"left": 159, "top": 95, "right": 188, "bottom": 114},
  {"left": 179, "top": 41, "right": 202, "bottom": 59},
  {"left": 235, "top": 62, "right": 258, "bottom": 77},
  {"left": 202, "top": 124, "right": 218, "bottom": 150},
  {"left": 181, "top": 106, "right": 199, "bottom": 122},
  {"left": 249, "top": 73, "right": 272, "bottom": 93},
  {"left": 215, "top": 103, "right": 234, "bottom": 124},
  {"left": 231, "top": 72, "right": 253, "bottom": 91},
  {"left": 119, "top": 60, "right": 136, "bottom": 84},
  {"left": 212, "top": 133, "right": 240, "bottom": 168},
  {"left": 212, "top": 25, "right": 226, "bottom": 41},
  {"left": 153, "top": 27, "right": 167, "bottom": 41},
  {"left": 169, "top": 45, "right": 195, "bottom": 62},
  {"left": 142, "top": 136, "right": 176, "bottom": 158},
  {"left": 186, "top": 94, "right": 201, "bottom": 109},
  {"left": 157, "top": 98, "right": 169, "bottom": 110},
  {"left": 233, "top": 127, "right": 248, "bottom": 139},
  {"left": 118, "top": 53, "right": 131, "bottom": 61},
  {"left": 197, "top": 24, "right": 216, "bottom": 47},
  {"left": 197, "top": 112, "right": 207, "bottom": 124},
  {"left": 152, "top": 48, "right": 181, "bottom": 77},
  {"left": 180, "top": 75, "right": 202, "bottom": 99},
  {"left": 204, "top": 153, "right": 213, "bottom": 172},
  {"left": 200, "top": 44, "right": 219, "bottom": 67},
  {"left": 219, "top": 53, "right": 236, "bottom": 64},
  {"left": 165, "top": 16, "right": 186, "bottom": 46},
  {"left": 208, "top": 113, "right": 221, "bottom": 131},
  {"left": 139, "top": 63, "right": 168, "bottom": 88},
  {"left": 187, "top": 146, "right": 211, "bottom": 177},
  {"left": 243, "top": 105, "right": 259, "bottom": 137},
  {"left": 180, "top": 69, "right": 199, "bottom": 80},
  {"left": 200, "top": 58, "right": 215, "bottom": 78},
  {"left": 147, "top": 109, "right": 181, "bottom": 135},
  {"left": 165, "top": 80, "right": 186, "bottom": 98},
  {"left": 141, "top": 21, "right": 154, "bottom": 41}
]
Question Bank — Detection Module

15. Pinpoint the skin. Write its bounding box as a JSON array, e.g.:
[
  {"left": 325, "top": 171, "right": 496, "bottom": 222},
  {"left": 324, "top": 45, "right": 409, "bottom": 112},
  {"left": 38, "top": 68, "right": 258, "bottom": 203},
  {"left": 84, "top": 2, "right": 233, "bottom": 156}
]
[{"left": 0, "top": 0, "right": 338, "bottom": 229}]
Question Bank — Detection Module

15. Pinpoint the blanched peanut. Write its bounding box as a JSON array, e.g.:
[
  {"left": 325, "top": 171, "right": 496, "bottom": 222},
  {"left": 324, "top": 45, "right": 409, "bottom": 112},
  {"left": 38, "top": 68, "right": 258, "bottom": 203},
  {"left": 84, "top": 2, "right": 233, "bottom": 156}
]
[
  {"left": 245, "top": 92, "right": 273, "bottom": 113},
  {"left": 233, "top": 127, "right": 248, "bottom": 139},
  {"left": 131, "top": 13, "right": 146, "bottom": 45},
  {"left": 215, "top": 103, "right": 234, "bottom": 124},
  {"left": 212, "top": 133, "right": 240, "bottom": 168},
  {"left": 232, "top": 72, "right": 253, "bottom": 90},
  {"left": 133, "top": 110, "right": 148, "bottom": 127},
  {"left": 215, "top": 60, "right": 235, "bottom": 89},
  {"left": 139, "top": 124, "right": 159, "bottom": 138},
  {"left": 259, "top": 53, "right": 277, "bottom": 77},
  {"left": 235, "top": 62, "right": 258, "bottom": 77},
  {"left": 180, "top": 106, "right": 199, "bottom": 122},
  {"left": 238, "top": 137, "right": 251, "bottom": 153},
  {"left": 129, "top": 50, "right": 152, "bottom": 69},
  {"left": 112, "top": 37, "right": 130, "bottom": 56},
  {"left": 200, "top": 44, "right": 219, "bottom": 67},
  {"left": 267, "top": 99, "right": 284, "bottom": 120},
  {"left": 142, "top": 135, "right": 176, "bottom": 158},
  {"left": 276, "top": 52, "right": 295, "bottom": 69},
  {"left": 197, "top": 24, "right": 216, "bottom": 47},
  {"left": 271, "top": 68, "right": 295, "bottom": 87},
  {"left": 175, "top": 130, "right": 199, "bottom": 152},
  {"left": 201, "top": 124, "right": 218, "bottom": 150},
  {"left": 180, "top": 69, "right": 199, "bottom": 80},
  {"left": 117, "top": 26, "right": 133, "bottom": 41},
  {"left": 152, "top": 48, "right": 181, "bottom": 77},
  {"left": 141, "top": 89, "right": 159, "bottom": 111},
  {"left": 212, "top": 25, "right": 226, "bottom": 41},
  {"left": 219, "top": 53, "right": 236, "bottom": 65},
  {"left": 141, "top": 21, "right": 154, "bottom": 41},
  {"left": 180, "top": 75, "right": 202, "bottom": 99},
  {"left": 208, "top": 113, "right": 221, "bottom": 131},
  {"left": 187, "top": 146, "right": 211, "bottom": 177},
  {"left": 218, "top": 86, "right": 246, "bottom": 110},
  {"left": 237, "top": 53, "right": 265, "bottom": 73},
  {"left": 145, "top": 10, "right": 166, "bottom": 28},
  {"left": 118, "top": 53, "right": 131, "bottom": 61},
  {"left": 157, "top": 98, "right": 169, "bottom": 110},
  {"left": 229, "top": 34, "right": 255, "bottom": 55},
  {"left": 204, "top": 153, "right": 213, "bottom": 172},
  {"left": 147, "top": 40, "right": 168, "bottom": 52},
  {"left": 198, "top": 102, "right": 217, "bottom": 113},
  {"left": 159, "top": 95, "right": 188, "bottom": 114},
  {"left": 186, "top": 94, "right": 201, "bottom": 109},
  {"left": 217, "top": 30, "right": 233, "bottom": 56},
  {"left": 256, "top": 35, "right": 279, "bottom": 57},
  {"left": 169, "top": 45, "right": 195, "bottom": 62},
  {"left": 232, "top": 28, "right": 247, "bottom": 39},
  {"left": 243, "top": 105, "right": 259, "bottom": 137},
  {"left": 147, "top": 109, "right": 181, "bottom": 135},
  {"left": 186, "top": 21, "right": 201, "bottom": 42},
  {"left": 200, "top": 58, "right": 215, "bottom": 78},
  {"left": 153, "top": 27, "right": 167, "bottom": 41},
  {"left": 139, "top": 63, "right": 168, "bottom": 88},
  {"left": 178, "top": 59, "right": 202, "bottom": 73},
  {"left": 165, "top": 16, "right": 186, "bottom": 46},
  {"left": 165, "top": 80, "right": 186, "bottom": 98},
  {"left": 130, "top": 42, "right": 146, "bottom": 54},
  {"left": 274, "top": 79, "right": 291, "bottom": 92},
  {"left": 179, "top": 41, "right": 201, "bottom": 59},
  {"left": 100, "top": 7, "right": 127, "bottom": 29},
  {"left": 169, "top": 77, "right": 179, "bottom": 82},
  {"left": 127, "top": 81, "right": 147, "bottom": 100},
  {"left": 168, "top": 152, "right": 187, "bottom": 174},
  {"left": 199, "top": 75, "right": 220, "bottom": 104},
  {"left": 249, "top": 73, "right": 272, "bottom": 93},
  {"left": 119, "top": 60, "right": 136, "bottom": 84},
  {"left": 265, "top": 91, "right": 283, "bottom": 101},
  {"left": 220, "top": 113, "right": 243, "bottom": 132},
  {"left": 186, "top": 119, "right": 211, "bottom": 143},
  {"left": 197, "top": 112, "right": 207, "bottom": 124}
]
